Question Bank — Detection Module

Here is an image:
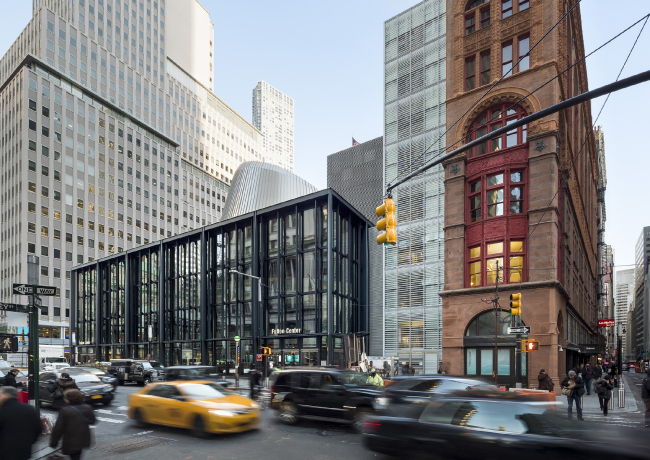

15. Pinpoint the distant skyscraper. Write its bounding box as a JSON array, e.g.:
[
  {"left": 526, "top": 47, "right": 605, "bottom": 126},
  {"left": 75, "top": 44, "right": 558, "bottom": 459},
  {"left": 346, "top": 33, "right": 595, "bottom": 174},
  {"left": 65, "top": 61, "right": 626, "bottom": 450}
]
[
  {"left": 615, "top": 268, "right": 634, "bottom": 358},
  {"left": 634, "top": 226, "right": 650, "bottom": 354},
  {"left": 252, "top": 81, "right": 294, "bottom": 172}
]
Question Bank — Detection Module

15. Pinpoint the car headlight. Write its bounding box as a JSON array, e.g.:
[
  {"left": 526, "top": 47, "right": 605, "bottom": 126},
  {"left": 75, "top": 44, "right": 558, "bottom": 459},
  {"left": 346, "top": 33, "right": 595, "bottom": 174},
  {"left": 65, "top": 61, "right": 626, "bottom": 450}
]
[
  {"left": 375, "top": 397, "right": 389, "bottom": 407},
  {"left": 209, "top": 410, "right": 235, "bottom": 417},
  {"left": 103, "top": 385, "right": 114, "bottom": 392},
  {"left": 250, "top": 402, "right": 260, "bottom": 409}
]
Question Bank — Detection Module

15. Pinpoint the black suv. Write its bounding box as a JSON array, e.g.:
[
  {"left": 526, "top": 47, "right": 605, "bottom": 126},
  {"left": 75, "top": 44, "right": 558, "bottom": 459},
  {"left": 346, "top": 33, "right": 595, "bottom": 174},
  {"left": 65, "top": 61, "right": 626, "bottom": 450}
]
[
  {"left": 107, "top": 359, "right": 164, "bottom": 386},
  {"left": 164, "top": 366, "right": 230, "bottom": 388},
  {"left": 270, "top": 369, "right": 382, "bottom": 430}
]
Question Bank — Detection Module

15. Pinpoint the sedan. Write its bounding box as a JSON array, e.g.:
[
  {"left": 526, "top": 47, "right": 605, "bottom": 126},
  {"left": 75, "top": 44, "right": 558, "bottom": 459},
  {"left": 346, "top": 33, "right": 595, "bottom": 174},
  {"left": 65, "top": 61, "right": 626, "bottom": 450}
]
[
  {"left": 378, "top": 376, "right": 495, "bottom": 409},
  {"left": 73, "top": 366, "right": 119, "bottom": 390},
  {"left": 0, "top": 368, "right": 27, "bottom": 387},
  {"left": 165, "top": 366, "right": 230, "bottom": 387},
  {"left": 362, "top": 395, "right": 648, "bottom": 460},
  {"left": 128, "top": 380, "right": 259, "bottom": 437},
  {"left": 39, "top": 370, "right": 115, "bottom": 406}
]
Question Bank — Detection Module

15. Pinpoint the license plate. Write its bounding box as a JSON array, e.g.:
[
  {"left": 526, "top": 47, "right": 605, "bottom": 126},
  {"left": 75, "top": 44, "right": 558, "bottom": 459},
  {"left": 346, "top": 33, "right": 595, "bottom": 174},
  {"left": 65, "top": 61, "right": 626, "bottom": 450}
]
[{"left": 91, "top": 395, "right": 102, "bottom": 399}]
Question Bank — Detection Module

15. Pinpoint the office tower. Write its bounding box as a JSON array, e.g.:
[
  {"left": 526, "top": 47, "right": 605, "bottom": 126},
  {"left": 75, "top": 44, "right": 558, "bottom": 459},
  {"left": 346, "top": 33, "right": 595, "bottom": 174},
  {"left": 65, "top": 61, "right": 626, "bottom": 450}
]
[
  {"left": 0, "top": 0, "right": 265, "bottom": 359},
  {"left": 383, "top": 0, "right": 447, "bottom": 374},
  {"left": 634, "top": 226, "right": 650, "bottom": 355},
  {"left": 616, "top": 269, "right": 635, "bottom": 358},
  {"left": 252, "top": 81, "right": 294, "bottom": 172}
]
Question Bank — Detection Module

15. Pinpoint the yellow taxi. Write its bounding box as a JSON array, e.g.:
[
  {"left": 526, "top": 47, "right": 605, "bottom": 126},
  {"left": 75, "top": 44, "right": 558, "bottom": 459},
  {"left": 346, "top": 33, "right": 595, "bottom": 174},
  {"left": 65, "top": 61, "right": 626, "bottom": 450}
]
[{"left": 127, "top": 380, "right": 259, "bottom": 436}]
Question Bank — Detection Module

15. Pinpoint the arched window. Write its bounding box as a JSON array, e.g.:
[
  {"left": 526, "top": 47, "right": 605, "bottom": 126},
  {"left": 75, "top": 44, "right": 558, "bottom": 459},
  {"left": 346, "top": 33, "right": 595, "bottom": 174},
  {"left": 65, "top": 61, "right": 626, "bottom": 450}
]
[
  {"left": 465, "top": 310, "right": 514, "bottom": 336},
  {"left": 466, "top": 104, "right": 527, "bottom": 159},
  {"left": 465, "top": 1, "right": 490, "bottom": 35}
]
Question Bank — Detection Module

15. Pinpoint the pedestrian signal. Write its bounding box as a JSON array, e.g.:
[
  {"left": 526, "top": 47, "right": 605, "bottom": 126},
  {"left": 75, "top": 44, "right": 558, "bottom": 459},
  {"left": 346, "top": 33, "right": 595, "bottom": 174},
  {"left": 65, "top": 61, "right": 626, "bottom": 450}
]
[
  {"left": 522, "top": 339, "right": 539, "bottom": 353},
  {"left": 376, "top": 198, "right": 397, "bottom": 246},
  {"left": 261, "top": 347, "right": 272, "bottom": 355},
  {"left": 509, "top": 293, "right": 522, "bottom": 316}
]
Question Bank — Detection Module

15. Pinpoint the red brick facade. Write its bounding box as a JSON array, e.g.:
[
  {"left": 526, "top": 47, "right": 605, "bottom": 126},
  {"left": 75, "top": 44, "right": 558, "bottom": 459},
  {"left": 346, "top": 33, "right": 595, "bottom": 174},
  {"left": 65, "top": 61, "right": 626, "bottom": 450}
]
[{"left": 441, "top": 0, "right": 598, "bottom": 389}]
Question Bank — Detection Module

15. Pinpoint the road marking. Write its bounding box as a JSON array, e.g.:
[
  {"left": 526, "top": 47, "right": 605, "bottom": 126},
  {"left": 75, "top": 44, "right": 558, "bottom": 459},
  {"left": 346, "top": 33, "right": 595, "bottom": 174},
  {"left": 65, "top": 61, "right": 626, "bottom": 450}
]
[
  {"left": 97, "top": 409, "right": 127, "bottom": 417},
  {"left": 116, "top": 406, "right": 129, "bottom": 411},
  {"left": 134, "top": 430, "right": 154, "bottom": 435},
  {"left": 97, "top": 417, "right": 126, "bottom": 424}
]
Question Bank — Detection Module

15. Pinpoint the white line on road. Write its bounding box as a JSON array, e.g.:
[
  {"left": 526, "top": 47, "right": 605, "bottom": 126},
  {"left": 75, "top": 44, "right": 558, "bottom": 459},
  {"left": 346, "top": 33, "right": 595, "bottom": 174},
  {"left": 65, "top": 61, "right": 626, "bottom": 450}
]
[
  {"left": 96, "top": 417, "right": 126, "bottom": 424},
  {"left": 97, "top": 409, "right": 127, "bottom": 416},
  {"left": 134, "top": 431, "right": 154, "bottom": 435},
  {"left": 116, "top": 406, "right": 129, "bottom": 410}
]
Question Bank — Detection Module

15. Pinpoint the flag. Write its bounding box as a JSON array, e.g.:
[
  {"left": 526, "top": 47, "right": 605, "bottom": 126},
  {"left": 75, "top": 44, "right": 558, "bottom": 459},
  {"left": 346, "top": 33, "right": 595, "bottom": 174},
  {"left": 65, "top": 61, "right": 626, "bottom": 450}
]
[{"left": 352, "top": 137, "right": 360, "bottom": 146}]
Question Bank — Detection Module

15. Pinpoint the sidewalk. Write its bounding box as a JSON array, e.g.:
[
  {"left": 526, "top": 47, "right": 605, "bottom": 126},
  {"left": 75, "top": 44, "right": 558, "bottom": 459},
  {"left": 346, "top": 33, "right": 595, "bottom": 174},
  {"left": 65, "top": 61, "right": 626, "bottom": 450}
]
[{"left": 580, "top": 373, "right": 638, "bottom": 414}]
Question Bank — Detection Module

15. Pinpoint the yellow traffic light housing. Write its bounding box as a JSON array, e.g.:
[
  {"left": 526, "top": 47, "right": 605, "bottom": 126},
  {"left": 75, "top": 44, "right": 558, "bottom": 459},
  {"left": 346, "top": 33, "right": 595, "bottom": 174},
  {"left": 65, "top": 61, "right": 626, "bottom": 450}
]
[
  {"left": 261, "top": 347, "right": 271, "bottom": 355},
  {"left": 376, "top": 198, "right": 397, "bottom": 246},
  {"left": 509, "top": 293, "right": 522, "bottom": 316},
  {"left": 522, "top": 340, "right": 539, "bottom": 353}
]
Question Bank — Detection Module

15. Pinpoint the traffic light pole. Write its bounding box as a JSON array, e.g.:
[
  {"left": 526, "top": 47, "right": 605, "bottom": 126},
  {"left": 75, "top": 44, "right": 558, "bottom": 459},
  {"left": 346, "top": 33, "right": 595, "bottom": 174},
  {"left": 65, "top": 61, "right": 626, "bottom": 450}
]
[
  {"left": 26, "top": 256, "right": 40, "bottom": 416},
  {"left": 515, "top": 315, "right": 522, "bottom": 388},
  {"left": 493, "top": 262, "right": 500, "bottom": 386}
]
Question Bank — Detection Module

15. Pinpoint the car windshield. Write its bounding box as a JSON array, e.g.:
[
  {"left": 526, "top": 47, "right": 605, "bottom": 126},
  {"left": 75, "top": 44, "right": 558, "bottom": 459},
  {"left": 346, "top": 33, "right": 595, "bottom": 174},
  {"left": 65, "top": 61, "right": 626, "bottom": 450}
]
[
  {"left": 187, "top": 368, "right": 219, "bottom": 377},
  {"left": 337, "top": 371, "right": 376, "bottom": 387},
  {"left": 45, "top": 358, "right": 67, "bottom": 363},
  {"left": 179, "top": 383, "right": 229, "bottom": 400},
  {"left": 149, "top": 362, "right": 164, "bottom": 369},
  {"left": 62, "top": 371, "right": 101, "bottom": 383}
]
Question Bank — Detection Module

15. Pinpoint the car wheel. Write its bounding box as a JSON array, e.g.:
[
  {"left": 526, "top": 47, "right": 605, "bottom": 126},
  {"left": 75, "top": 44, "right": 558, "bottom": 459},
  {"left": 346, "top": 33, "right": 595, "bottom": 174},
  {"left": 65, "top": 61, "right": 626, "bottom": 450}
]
[
  {"left": 278, "top": 401, "right": 298, "bottom": 425},
  {"left": 133, "top": 409, "right": 147, "bottom": 428},
  {"left": 192, "top": 416, "right": 209, "bottom": 439},
  {"left": 143, "top": 377, "right": 151, "bottom": 385},
  {"left": 353, "top": 407, "right": 372, "bottom": 433}
]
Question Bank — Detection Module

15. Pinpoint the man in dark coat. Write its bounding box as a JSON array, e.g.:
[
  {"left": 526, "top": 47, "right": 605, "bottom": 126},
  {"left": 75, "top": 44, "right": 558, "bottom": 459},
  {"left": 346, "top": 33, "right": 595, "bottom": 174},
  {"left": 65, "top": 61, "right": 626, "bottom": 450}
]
[
  {"left": 537, "top": 369, "right": 554, "bottom": 392},
  {"left": 594, "top": 364, "right": 603, "bottom": 380},
  {"left": 594, "top": 374, "right": 613, "bottom": 416},
  {"left": 50, "top": 373, "right": 79, "bottom": 411},
  {"left": 583, "top": 364, "right": 595, "bottom": 395},
  {"left": 560, "top": 370, "right": 585, "bottom": 420},
  {"left": 0, "top": 386, "right": 43, "bottom": 460},
  {"left": 249, "top": 368, "right": 261, "bottom": 400},
  {"left": 49, "top": 389, "right": 96, "bottom": 460},
  {"left": 2, "top": 370, "right": 20, "bottom": 388}
]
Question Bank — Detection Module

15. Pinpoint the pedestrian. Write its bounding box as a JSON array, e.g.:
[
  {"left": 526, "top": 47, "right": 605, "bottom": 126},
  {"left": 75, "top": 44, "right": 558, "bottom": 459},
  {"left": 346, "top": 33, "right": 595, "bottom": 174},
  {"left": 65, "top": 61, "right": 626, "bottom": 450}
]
[
  {"left": 383, "top": 361, "right": 390, "bottom": 378},
  {"left": 537, "top": 369, "right": 554, "bottom": 392},
  {"left": 577, "top": 363, "right": 585, "bottom": 377},
  {"left": 2, "top": 369, "right": 21, "bottom": 388},
  {"left": 49, "top": 389, "right": 96, "bottom": 460},
  {"left": 642, "top": 367, "right": 650, "bottom": 428},
  {"left": 249, "top": 368, "right": 261, "bottom": 400},
  {"left": 402, "top": 362, "right": 410, "bottom": 376},
  {"left": 0, "top": 386, "right": 43, "bottom": 460},
  {"left": 366, "top": 368, "right": 383, "bottom": 386},
  {"left": 612, "top": 367, "right": 618, "bottom": 387},
  {"left": 594, "top": 363, "right": 603, "bottom": 380},
  {"left": 583, "top": 364, "right": 595, "bottom": 395},
  {"left": 594, "top": 374, "right": 613, "bottom": 416},
  {"left": 560, "top": 370, "right": 585, "bottom": 420},
  {"left": 49, "top": 372, "right": 79, "bottom": 411}
]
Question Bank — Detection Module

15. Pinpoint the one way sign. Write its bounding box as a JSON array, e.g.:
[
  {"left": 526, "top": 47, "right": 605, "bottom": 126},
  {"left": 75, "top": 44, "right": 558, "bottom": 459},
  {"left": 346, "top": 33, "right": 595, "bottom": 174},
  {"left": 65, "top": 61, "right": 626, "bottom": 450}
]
[{"left": 12, "top": 284, "right": 57, "bottom": 296}]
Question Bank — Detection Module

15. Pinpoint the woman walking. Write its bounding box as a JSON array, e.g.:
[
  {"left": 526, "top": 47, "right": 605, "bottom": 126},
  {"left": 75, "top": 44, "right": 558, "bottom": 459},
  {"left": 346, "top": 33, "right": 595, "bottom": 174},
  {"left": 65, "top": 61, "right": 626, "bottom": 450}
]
[
  {"left": 49, "top": 389, "right": 96, "bottom": 460},
  {"left": 595, "top": 374, "right": 613, "bottom": 416},
  {"left": 49, "top": 372, "right": 79, "bottom": 411}
]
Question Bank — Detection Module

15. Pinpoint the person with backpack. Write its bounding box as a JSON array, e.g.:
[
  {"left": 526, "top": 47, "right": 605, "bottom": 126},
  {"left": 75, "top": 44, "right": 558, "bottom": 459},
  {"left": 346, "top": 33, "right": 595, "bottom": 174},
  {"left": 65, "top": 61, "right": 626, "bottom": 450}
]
[
  {"left": 49, "top": 389, "right": 96, "bottom": 460},
  {"left": 642, "top": 367, "right": 650, "bottom": 428},
  {"left": 594, "top": 374, "right": 613, "bottom": 416}
]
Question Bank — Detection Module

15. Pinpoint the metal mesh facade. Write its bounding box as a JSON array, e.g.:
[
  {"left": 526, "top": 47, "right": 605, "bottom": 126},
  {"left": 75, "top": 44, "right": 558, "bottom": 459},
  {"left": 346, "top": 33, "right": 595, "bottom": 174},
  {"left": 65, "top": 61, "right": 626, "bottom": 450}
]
[
  {"left": 327, "top": 137, "right": 384, "bottom": 355},
  {"left": 384, "top": 0, "right": 446, "bottom": 374}
]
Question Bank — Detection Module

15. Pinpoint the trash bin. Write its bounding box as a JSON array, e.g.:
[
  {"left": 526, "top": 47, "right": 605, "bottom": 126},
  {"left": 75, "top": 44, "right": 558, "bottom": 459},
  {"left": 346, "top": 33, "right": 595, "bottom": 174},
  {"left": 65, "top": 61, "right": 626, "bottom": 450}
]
[{"left": 17, "top": 390, "right": 29, "bottom": 404}]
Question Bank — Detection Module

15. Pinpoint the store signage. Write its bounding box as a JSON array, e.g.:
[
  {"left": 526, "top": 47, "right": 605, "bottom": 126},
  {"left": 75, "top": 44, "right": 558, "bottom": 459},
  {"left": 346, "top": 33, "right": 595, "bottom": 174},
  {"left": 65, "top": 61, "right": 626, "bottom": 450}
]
[
  {"left": 598, "top": 319, "right": 615, "bottom": 327},
  {"left": 270, "top": 328, "right": 302, "bottom": 335}
]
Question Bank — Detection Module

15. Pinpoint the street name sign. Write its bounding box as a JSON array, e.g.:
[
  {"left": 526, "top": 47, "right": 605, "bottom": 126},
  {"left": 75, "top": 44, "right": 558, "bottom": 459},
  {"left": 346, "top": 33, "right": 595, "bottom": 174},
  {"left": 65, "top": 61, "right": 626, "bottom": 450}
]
[
  {"left": 507, "top": 326, "right": 531, "bottom": 334},
  {"left": 0, "top": 302, "right": 29, "bottom": 313},
  {"left": 12, "top": 284, "right": 57, "bottom": 296}
]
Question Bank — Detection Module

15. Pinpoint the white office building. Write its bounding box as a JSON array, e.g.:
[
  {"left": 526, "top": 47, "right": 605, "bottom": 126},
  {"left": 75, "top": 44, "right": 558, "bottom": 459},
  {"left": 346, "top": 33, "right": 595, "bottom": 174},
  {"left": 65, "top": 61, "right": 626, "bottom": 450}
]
[
  {"left": 252, "top": 81, "right": 294, "bottom": 172},
  {"left": 382, "top": 0, "right": 447, "bottom": 374},
  {"left": 615, "top": 268, "right": 634, "bottom": 358},
  {"left": 0, "top": 0, "right": 266, "bottom": 360}
]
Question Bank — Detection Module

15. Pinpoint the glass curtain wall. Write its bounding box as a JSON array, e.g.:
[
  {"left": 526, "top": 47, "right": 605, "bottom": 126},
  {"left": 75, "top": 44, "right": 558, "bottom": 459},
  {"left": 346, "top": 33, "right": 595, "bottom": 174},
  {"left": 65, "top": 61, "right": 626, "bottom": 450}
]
[
  {"left": 76, "top": 267, "right": 96, "bottom": 348},
  {"left": 129, "top": 249, "right": 160, "bottom": 361},
  {"left": 99, "top": 259, "right": 125, "bottom": 360}
]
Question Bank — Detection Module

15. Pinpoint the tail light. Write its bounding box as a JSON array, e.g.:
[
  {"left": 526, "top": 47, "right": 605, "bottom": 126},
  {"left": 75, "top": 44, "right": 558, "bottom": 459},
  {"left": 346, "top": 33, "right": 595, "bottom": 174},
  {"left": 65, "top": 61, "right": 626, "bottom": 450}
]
[{"left": 363, "top": 421, "right": 381, "bottom": 432}]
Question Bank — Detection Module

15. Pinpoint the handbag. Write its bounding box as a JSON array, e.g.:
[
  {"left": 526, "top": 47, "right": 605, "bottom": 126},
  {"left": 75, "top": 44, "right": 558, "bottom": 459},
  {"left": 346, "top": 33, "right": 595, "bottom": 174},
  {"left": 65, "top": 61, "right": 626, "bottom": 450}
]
[
  {"left": 51, "top": 386, "right": 63, "bottom": 399},
  {"left": 70, "top": 405, "right": 94, "bottom": 424},
  {"left": 561, "top": 387, "right": 572, "bottom": 396}
]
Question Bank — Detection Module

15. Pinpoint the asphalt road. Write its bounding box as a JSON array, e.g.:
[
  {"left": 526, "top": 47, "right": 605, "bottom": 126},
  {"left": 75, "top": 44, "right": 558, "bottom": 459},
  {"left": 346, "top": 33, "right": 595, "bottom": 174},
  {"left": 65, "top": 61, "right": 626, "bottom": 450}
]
[{"left": 40, "top": 384, "right": 380, "bottom": 460}]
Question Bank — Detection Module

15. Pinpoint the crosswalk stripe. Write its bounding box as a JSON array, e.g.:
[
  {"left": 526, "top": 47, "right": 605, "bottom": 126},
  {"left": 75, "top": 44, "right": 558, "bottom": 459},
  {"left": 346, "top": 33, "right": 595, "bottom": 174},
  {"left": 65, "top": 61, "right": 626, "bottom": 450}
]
[
  {"left": 97, "top": 417, "right": 126, "bottom": 424},
  {"left": 97, "top": 409, "right": 127, "bottom": 416}
]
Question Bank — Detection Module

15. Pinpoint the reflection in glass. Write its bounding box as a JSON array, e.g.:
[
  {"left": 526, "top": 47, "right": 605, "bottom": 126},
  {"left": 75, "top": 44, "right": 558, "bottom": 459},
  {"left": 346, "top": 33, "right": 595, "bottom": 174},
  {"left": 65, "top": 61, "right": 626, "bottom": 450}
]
[
  {"left": 510, "top": 241, "right": 524, "bottom": 253},
  {"left": 490, "top": 124, "right": 501, "bottom": 151},
  {"left": 466, "top": 348, "right": 477, "bottom": 375},
  {"left": 486, "top": 257, "right": 504, "bottom": 284},
  {"left": 284, "top": 256, "right": 296, "bottom": 294},
  {"left": 487, "top": 242, "right": 503, "bottom": 255},
  {"left": 487, "top": 174, "right": 504, "bottom": 186},
  {"left": 470, "top": 247, "right": 481, "bottom": 259},
  {"left": 509, "top": 256, "right": 523, "bottom": 282},
  {"left": 480, "top": 349, "right": 492, "bottom": 375},
  {"left": 470, "top": 261, "right": 481, "bottom": 286},
  {"left": 303, "top": 208, "right": 315, "bottom": 250},
  {"left": 510, "top": 172, "right": 522, "bottom": 182},
  {"left": 284, "top": 297, "right": 297, "bottom": 329},
  {"left": 303, "top": 294, "right": 316, "bottom": 333},
  {"left": 284, "top": 214, "right": 297, "bottom": 254},
  {"left": 476, "top": 127, "right": 487, "bottom": 155},
  {"left": 321, "top": 205, "right": 328, "bottom": 246},
  {"left": 268, "top": 218, "right": 278, "bottom": 257},
  {"left": 303, "top": 252, "right": 316, "bottom": 292},
  {"left": 267, "top": 260, "right": 279, "bottom": 296},
  {"left": 498, "top": 349, "right": 510, "bottom": 375}
]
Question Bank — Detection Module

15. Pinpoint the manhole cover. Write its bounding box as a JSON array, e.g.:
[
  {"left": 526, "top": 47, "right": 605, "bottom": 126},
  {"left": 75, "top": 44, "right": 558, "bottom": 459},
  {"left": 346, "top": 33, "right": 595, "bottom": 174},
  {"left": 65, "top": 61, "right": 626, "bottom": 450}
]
[{"left": 93, "top": 435, "right": 174, "bottom": 454}]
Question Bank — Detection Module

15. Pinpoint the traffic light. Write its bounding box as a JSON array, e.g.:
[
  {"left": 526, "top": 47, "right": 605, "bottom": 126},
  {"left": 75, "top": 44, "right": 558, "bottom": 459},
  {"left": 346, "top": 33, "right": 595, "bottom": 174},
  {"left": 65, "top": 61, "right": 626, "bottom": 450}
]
[
  {"left": 261, "top": 347, "right": 271, "bottom": 355},
  {"left": 522, "top": 339, "right": 539, "bottom": 353},
  {"left": 509, "top": 293, "right": 522, "bottom": 316},
  {"left": 376, "top": 198, "right": 397, "bottom": 246}
]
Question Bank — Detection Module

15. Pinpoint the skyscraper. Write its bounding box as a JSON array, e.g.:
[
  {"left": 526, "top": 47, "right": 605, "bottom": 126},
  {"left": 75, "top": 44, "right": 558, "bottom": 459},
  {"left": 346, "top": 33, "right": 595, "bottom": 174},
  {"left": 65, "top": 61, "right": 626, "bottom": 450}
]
[
  {"left": 634, "top": 226, "right": 650, "bottom": 355},
  {"left": 252, "top": 81, "right": 294, "bottom": 172},
  {"left": 0, "top": 0, "right": 272, "bottom": 360},
  {"left": 615, "top": 268, "right": 634, "bottom": 358},
  {"left": 383, "top": 0, "right": 447, "bottom": 374}
]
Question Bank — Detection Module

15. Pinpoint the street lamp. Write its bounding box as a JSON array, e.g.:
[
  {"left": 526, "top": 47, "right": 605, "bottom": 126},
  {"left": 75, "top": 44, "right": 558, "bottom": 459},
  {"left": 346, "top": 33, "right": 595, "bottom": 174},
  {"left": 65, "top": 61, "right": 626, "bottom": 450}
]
[{"left": 234, "top": 335, "right": 241, "bottom": 387}]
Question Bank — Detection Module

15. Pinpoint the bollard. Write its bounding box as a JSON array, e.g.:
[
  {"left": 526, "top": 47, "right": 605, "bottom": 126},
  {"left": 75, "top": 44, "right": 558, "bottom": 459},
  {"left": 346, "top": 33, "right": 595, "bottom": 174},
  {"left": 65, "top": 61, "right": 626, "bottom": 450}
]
[
  {"left": 608, "top": 394, "right": 614, "bottom": 411},
  {"left": 618, "top": 383, "right": 625, "bottom": 408}
]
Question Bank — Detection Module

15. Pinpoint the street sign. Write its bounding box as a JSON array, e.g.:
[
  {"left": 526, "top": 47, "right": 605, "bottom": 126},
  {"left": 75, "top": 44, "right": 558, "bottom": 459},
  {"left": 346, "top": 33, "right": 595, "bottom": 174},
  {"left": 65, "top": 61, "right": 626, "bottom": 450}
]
[
  {"left": 0, "top": 302, "right": 29, "bottom": 313},
  {"left": 33, "top": 296, "right": 42, "bottom": 308},
  {"left": 257, "top": 354, "right": 263, "bottom": 362},
  {"left": 12, "top": 284, "right": 57, "bottom": 296},
  {"left": 0, "top": 334, "right": 19, "bottom": 352},
  {"left": 507, "top": 326, "right": 531, "bottom": 334},
  {"left": 598, "top": 319, "right": 615, "bottom": 327}
]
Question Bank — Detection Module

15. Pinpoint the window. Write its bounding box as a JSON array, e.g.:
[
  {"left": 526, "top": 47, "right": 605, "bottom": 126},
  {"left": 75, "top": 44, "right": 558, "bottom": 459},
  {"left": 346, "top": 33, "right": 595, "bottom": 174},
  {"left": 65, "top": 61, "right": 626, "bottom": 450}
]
[
  {"left": 509, "top": 172, "right": 524, "bottom": 214},
  {"left": 465, "top": 57, "right": 476, "bottom": 91},
  {"left": 469, "top": 246, "right": 481, "bottom": 286},
  {"left": 465, "top": 14, "right": 475, "bottom": 35},
  {"left": 518, "top": 0, "right": 529, "bottom": 11},
  {"left": 502, "top": 0, "right": 513, "bottom": 18},
  {"left": 469, "top": 180, "right": 481, "bottom": 222},
  {"left": 518, "top": 35, "right": 530, "bottom": 72},
  {"left": 480, "top": 52, "right": 490, "bottom": 86},
  {"left": 502, "top": 42, "right": 513, "bottom": 77},
  {"left": 466, "top": 104, "right": 527, "bottom": 158},
  {"left": 480, "top": 7, "right": 490, "bottom": 28},
  {"left": 486, "top": 174, "right": 504, "bottom": 218}
]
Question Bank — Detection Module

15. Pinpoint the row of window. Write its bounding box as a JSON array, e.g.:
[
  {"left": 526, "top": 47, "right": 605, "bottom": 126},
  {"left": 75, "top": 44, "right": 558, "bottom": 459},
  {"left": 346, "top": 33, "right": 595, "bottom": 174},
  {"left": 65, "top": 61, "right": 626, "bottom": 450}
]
[
  {"left": 465, "top": 0, "right": 529, "bottom": 36},
  {"left": 469, "top": 171, "right": 524, "bottom": 222},
  {"left": 465, "top": 35, "right": 530, "bottom": 91},
  {"left": 468, "top": 240, "right": 525, "bottom": 287}
]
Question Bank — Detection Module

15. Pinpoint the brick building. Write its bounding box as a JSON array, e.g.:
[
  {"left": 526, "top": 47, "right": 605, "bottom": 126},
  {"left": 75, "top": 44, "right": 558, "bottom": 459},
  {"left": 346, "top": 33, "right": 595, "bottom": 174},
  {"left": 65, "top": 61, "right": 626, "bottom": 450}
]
[{"left": 440, "top": 0, "right": 598, "bottom": 388}]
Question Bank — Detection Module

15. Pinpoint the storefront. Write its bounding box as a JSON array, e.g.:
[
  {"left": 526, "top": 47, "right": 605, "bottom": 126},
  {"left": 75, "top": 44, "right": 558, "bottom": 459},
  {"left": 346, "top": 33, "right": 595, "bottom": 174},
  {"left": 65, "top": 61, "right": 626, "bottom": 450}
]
[{"left": 71, "top": 189, "right": 372, "bottom": 370}]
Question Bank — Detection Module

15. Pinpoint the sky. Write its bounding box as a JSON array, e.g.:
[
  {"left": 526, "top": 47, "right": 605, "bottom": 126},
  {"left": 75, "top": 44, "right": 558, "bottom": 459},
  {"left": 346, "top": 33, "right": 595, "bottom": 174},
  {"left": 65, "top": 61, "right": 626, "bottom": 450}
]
[{"left": 0, "top": 0, "right": 647, "bottom": 267}]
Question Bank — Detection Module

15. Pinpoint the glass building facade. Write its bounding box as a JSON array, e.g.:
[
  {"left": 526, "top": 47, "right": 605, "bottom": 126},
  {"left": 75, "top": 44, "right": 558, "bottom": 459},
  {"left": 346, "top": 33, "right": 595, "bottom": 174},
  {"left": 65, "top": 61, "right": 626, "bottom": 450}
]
[
  {"left": 383, "top": 0, "right": 447, "bottom": 374},
  {"left": 72, "top": 189, "right": 371, "bottom": 371}
]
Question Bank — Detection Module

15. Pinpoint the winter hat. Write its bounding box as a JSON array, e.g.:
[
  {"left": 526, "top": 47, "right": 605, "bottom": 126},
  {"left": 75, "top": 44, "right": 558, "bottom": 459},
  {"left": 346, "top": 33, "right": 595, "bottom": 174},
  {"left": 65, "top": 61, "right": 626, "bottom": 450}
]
[
  {"left": 586, "top": 364, "right": 590, "bottom": 367},
  {"left": 540, "top": 369, "right": 546, "bottom": 373},
  {"left": 568, "top": 370, "right": 576, "bottom": 377},
  {"left": 604, "top": 374, "right": 611, "bottom": 380}
]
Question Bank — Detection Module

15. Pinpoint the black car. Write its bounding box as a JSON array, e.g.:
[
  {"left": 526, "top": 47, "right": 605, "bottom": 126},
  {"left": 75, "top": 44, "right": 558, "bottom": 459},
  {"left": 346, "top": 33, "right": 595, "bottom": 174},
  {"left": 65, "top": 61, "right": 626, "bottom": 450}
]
[
  {"left": 0, "top": 368, "right": 27, "bottom": 387},
  {"left": 270, "top": 369, "right": 382, "bottom": 430},
  {"left": 164, "top": 366, "right": 230, "bottom": 388},
  {"left": 74, "top": 366, "right": 119, "bottom": 390},
  {"left": 107, "top": 359, "right": 164, "bottom": 385},
  {"left": 362, "top": 394, "right": 648, "bottom": 459},
  {"left": 381, "top": 376, "right": 494, "bottom": 407},
  {"left": 39, "top": 369, "right": 115, "bottom": 406}
]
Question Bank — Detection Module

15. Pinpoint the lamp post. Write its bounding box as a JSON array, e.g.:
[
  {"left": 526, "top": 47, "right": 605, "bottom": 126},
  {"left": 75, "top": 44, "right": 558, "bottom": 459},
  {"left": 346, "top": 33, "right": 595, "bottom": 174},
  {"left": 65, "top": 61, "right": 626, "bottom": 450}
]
[
  {"left": 234, "top": 335, "right": 241, "bottom": 387},
  {"left": 230, "top": 269, "right": 263, "bottom": 377}
]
